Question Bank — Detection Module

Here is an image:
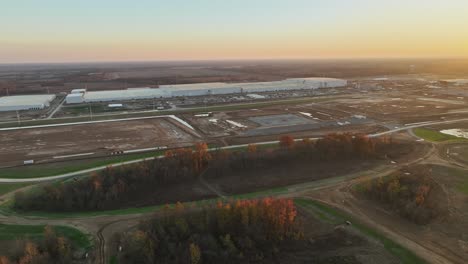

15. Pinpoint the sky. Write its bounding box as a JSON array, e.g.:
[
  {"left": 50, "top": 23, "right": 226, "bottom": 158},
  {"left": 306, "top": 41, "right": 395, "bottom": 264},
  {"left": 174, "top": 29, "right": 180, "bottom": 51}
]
[{"left": 1, "top": 0, "right": 468, "bottom": 63}]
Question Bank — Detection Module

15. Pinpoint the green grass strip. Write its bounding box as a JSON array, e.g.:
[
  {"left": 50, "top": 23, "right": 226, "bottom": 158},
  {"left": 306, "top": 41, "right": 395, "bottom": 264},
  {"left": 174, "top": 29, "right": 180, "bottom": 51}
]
[
  {"left": 0, "top": 151, "right": 165, "bottom": 179},
  {"left": 0, "top": 183, "right": 31, "bottom": 196},
  {"left": 413, "top": 128, "right": 468, "bottom": 143}
]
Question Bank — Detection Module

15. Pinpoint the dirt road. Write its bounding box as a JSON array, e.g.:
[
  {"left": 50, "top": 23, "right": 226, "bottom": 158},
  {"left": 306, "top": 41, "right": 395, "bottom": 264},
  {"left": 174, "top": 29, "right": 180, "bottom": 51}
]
[{"left": 0, "top": 129, "right": 465, "bottom": 264}]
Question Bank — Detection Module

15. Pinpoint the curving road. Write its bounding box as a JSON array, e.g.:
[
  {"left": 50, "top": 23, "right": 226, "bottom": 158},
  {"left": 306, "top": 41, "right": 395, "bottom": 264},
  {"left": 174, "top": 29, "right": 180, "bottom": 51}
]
[
  {"left": 3, "top": 116, "right": 468, "bottom": 183},
  {"left": 0, "top": 127, "right": 464, "bottom": 264}
]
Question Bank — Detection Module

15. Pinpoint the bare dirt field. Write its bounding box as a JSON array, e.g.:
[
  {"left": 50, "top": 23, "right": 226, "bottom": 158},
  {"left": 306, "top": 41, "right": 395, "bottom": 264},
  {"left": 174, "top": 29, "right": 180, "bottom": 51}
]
[
  {"left": 186, "top": 101, "right": 379, "bottom": 142},
  {"left": 0, "top": 118, "right": 198, "bottom": 165},
  {"left": 278, "top": 209, "right": 402, "bottom": 264}
]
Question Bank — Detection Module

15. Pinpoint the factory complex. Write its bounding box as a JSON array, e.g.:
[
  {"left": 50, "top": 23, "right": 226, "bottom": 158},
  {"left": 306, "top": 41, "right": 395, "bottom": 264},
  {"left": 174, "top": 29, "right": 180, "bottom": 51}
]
[
  {"left": 0, "top": 94, "right": 56, "bottom": 112},
  {"left": 65, "top": 78, "right": 347, "bottom": 104},
  {"left": 0, "top": 78, "right": 347, "bottom": 111}
]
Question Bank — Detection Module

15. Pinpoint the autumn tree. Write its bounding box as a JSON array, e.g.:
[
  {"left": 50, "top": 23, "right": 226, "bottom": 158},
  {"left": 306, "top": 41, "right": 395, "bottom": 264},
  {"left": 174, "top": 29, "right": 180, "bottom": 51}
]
[
  {"left": 120, "top": 198, "right": 302, "bottom": 263},
  {"left": 18, "top": 242, "right": 39, "bottom": 264},
  {"left": 193, "top": 142, "right": 212, "bottom": 174},
  {"left": 14, "top": 132, "right": 394, "bottom": 213},
  {"left": 415, "top": 184, "right": 431, "bottom": 205},
  {"left": 247, "top": 144, "right": 257, "bottom": 153},
  {"left": 189, "top": 243, "right": 201, "bottom": 264},
  {"left": 279, "top": 135, "right": 295, "bottom": 149},
  {"left": 0, "top": 256, "right": 10, "bottom": 264},
  {"left": 359, "top": 166, "right": 441, "bottom": 225}
]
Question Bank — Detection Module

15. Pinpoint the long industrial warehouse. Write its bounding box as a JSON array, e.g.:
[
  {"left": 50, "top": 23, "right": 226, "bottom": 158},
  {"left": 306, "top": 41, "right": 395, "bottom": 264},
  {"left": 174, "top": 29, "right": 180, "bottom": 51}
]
[
  {"left": 65, "top": 78, "right": 347, "bottom": 104},
  {"left": 0, "top": 94, "right": 56, "bottom": 112}
]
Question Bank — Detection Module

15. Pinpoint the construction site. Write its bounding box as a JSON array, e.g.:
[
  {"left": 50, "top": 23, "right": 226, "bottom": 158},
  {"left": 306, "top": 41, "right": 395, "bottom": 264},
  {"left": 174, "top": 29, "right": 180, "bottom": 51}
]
[{"left": 1, "top": 61, "right": 468, "bottom": 264}]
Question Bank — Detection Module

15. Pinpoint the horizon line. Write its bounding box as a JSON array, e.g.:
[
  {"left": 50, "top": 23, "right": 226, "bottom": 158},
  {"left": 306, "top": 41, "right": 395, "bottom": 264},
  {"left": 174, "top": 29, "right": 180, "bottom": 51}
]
[{"left": 2, "top": 56, "right": 468, "bottom": 66}]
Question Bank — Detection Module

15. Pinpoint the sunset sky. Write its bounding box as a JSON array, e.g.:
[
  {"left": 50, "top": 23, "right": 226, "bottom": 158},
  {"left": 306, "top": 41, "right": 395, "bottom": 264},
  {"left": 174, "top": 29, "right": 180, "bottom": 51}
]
[{"left": 2, "top": 0, "right": 468, "bottom": 63}]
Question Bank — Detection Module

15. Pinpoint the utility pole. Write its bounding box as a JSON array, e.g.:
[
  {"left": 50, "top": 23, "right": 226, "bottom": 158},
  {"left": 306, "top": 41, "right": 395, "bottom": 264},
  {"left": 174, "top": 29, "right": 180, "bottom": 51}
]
[
  {"left": 16, "top": 110, "right": 21, "bottom": 126},
  {"left": 89, "top": 104, "right": 93, "bottom": 120}
]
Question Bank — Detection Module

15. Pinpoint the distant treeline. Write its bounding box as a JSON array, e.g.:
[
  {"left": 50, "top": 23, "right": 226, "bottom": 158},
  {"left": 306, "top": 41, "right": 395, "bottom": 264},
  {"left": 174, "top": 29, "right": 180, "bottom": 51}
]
[
  {"left": 14, "top": 133, "right": 395, "bottom": 212},
  {"left": 115, "top": 198, "right": 302, "bottom": 264}
]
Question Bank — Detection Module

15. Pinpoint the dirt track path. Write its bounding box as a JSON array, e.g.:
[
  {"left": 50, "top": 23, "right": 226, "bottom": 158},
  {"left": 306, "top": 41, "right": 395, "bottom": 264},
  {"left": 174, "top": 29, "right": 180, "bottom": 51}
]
[
  {"left": 0, "top": 129, "right": 462, "bottom": 264},
  {"left": 301, "top": 131, "right": 467, "bottom": 264}
]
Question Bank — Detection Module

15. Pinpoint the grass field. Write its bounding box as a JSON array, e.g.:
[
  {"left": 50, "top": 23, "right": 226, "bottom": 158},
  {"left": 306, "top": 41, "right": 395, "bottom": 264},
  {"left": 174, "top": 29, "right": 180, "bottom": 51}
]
[
  {"left": 0, "top": 151, "right": 165, "bottom": 179},
  {"left": 459, "top": 179, "right": 468, "bottom": 194},
  {"left": 0, "top": 224, "right": 92, "bottom": 249},
  {"left": 432, "top": 165, "right": 468, "bottom": 194},
  {"left": 413, "top": 128, "right": 468, "bottom": 142},
  {"left": 0, "top": 140, "right": 281, "bottom": 180},
  {"left": 62, "top": 104, "right": 124, "bottom": 115},
  {"left": 295, "top": 199, "right": 426, "bottom": 264},
  {"left": 0, "top": 183, "right": 31, "bottom": 196},
  {"left": 447, "top": 167, "right": 468, "bottom": 194}
]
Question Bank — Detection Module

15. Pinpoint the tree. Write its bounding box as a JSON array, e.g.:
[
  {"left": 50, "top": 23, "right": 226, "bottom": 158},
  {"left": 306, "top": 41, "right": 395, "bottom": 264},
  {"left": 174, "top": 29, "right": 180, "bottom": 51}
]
[
  {"left": 56, "top": 236, "right": 72, "bottom": 262},
  {"left": 247, "top": 144, "right": 257, "bottom": 153},
  {"left": 279, "top": 135, "right": 295, "bottom": 149},
  {"left": 189, "top": 243, "right": 201, "bottom": 264},
  {"left": 193, "top": 142, "right": 212, "bottom": 174},
  {"left": 0, "top": 256, "right": 10, "bottom": 264},
  {"left": 175, "top": 201, "right": 185, "bottom": 211},
  {"left": 18, "top": 242, "right": 39, "bottom": 264},
  {"left": 415, "top": 184, "right": 431, "bottom": 206},
  {"left": 301, "top": 138, "right": 311, "bottom": 146},
  {"left": 386, "top": 176, "right": 401, "bottom": 203},
  {"left": 44, "top": 225, "right": 58, "bottom": 258}
]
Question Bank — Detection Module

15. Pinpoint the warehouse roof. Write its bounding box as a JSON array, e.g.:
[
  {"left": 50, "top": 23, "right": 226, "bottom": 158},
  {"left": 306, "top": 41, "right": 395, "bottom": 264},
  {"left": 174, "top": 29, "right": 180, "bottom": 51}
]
[
  {"left": 72, "top": 78, "right": 347, "bottom": 103},
  {"left": 66, "top": 93, "right": 83, "bottom": 98},
  {"left": 0, "top": 95, "right": 56, "bottom": 107},
  {"left": 83, "top": 88, "right": 168, "bottom": 101},
  {"left": 160, "top": 78, "right": 345, "bottom": 91}
]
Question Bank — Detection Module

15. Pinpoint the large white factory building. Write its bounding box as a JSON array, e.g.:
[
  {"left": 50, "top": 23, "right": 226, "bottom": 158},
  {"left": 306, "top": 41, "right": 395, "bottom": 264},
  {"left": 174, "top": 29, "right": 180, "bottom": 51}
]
[
  {"left": 66, "top": 78, "right": 347, "bottom": 104},
  {"left": 0, "top": 94, "right": 56, "bottom": 112}
]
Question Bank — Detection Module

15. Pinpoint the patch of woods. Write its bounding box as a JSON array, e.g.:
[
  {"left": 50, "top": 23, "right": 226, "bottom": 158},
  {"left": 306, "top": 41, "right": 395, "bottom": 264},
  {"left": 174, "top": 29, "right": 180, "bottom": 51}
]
[
  {"left": 0, "top": 226, "right": 75, "bottom": 264},
  {"left": 357, "top": 166, "right": 447, "bottom": 225},
  {"left": 14, "top": 133, "right": 399, "bottom": 212},
  {"left": 206, "top": 134, "right": 401, "bottom": 193},
  {"left": 114, "top": 198, "right": 303, "bottom": 264}
]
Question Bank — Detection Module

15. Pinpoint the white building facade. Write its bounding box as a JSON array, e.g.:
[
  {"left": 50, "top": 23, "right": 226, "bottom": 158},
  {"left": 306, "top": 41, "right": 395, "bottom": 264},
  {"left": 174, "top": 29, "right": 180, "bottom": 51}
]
[{"left": 65, "top": 78, "right": 347, "bottom": 104}]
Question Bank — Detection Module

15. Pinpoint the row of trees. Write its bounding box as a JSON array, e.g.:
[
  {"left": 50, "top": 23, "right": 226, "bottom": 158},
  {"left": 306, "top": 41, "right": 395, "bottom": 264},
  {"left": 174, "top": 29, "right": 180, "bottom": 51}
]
[
  {"left": 14, "top": 143, "right": 212, "bottom": 212},
  {"left": 207, "top": 133, "right": 393, "bottom": 179},
  {"left": 279, "top": 133, "right": 392, "bottom": 159},
  {"left": 358, "top": 166, "right": 443, "bottom": 224},
  {"left": 0, "top": 227, "right": 73, "bottom": 264},
  {"left": 116, "top": 198, "right": 302, "bottom": 264},
  {"left": 14, "top": 134, "right": 395, "bottom": 212}
]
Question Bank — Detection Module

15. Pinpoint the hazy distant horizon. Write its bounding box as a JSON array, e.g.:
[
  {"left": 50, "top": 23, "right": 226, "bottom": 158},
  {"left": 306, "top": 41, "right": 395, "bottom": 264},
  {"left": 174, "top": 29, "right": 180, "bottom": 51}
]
[
  {"left": 2, "top": 0, "right": 468, "bottom": 63},
  {"left": 2, "top": 56, "right": 468, "bottom": 67}
]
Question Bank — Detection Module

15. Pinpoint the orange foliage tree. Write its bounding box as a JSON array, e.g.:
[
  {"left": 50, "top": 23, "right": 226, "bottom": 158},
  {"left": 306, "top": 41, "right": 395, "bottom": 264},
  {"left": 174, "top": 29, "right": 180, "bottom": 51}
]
[
  {"left": 247, "top": 144, "right": 257, "bottom": 153},
  {"left": 279, "top": 135, "right": 295, "bottom": 149},
  {"left": 0, "top": 256, "right": 10, "bottom": 264}
]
